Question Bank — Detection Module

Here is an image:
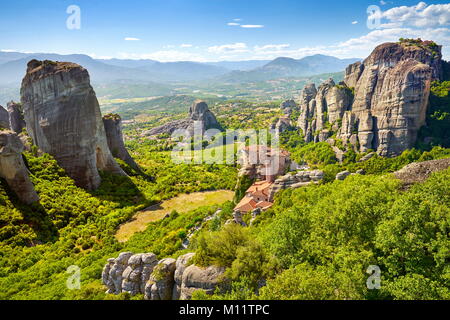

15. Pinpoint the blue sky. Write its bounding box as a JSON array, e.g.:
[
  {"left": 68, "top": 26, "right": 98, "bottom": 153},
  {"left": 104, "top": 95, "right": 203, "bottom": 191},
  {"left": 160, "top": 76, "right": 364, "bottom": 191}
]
[{"left": 0, "top": 0, "right": 449, "bottom": 61}]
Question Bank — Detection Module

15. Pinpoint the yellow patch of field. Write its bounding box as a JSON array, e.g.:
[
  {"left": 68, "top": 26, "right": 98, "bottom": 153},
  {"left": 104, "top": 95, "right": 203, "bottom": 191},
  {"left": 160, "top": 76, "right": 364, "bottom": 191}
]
[{"left": 115, "top": 190, "right": 234, "bottom": 242}]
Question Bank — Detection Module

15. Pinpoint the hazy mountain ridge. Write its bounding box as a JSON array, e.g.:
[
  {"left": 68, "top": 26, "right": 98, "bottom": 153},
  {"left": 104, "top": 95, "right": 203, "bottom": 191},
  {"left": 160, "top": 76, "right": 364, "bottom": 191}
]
[
  {"left": 217, "top": 55, "right": 361, "bottom": 83},
  {"left": 0, "top": 51, "right": 361, "bottom": 87}
]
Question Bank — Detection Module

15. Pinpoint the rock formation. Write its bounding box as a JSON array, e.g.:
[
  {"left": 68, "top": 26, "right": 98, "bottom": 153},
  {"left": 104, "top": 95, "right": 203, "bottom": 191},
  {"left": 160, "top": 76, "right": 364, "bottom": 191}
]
[
  {"left": 180, "top": 265, "right": 225, "bottom": 300},
  {"left": 394, "top": 157, "right": 450, "bottom": 186},
  {"left": 146, "top": 100, "right": 221, "bottom": 137},
  {"left": 225, "top": 210, "right": 247, "bottom": 227},
  {"left": 7, "top": 102, "right": 26, "bottom": 134},
  {"left": 20, "top": 60, "right": 126, "bottom": 190},
  {"left": 144, "top": 258, "right": 177, "bottom": 300},
  {"left": 0, "top": 105, "right": 10, "bottom": 129},
  {"left": 187, "top": 100, "right": 222, "bottom": 134},
  {"left": 268, "top": 170, "right": 324, "bottom": 201},
  {"left": 172, "top": 253, "right": 195, "bottom": 300},
  {"left": 102, "top": 114, "right": 141, "bottom": 172},
  {"left": 0, "top": 131, "right": 39, "bottom": 204},
  {"left": 280, "top": 99, "right": 297, "bottom": 117},
  {"left": 297, "top": 40, "right": 443, "bottom": 157},
  {"left": 297, "top": 80, "right": 353, "bottom": 143},
  {"left": 102, "top": 251, "right": 224, "bottom": 300}
]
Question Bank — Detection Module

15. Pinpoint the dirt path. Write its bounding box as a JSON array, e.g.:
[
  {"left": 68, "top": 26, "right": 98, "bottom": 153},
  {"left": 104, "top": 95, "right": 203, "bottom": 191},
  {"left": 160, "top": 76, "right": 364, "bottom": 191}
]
[{"left": 115, "top": 190, "right": 234, "bottom": 242}]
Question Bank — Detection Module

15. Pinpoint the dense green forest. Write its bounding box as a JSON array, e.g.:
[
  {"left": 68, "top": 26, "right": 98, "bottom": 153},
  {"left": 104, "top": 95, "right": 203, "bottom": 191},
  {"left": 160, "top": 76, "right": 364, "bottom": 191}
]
[
  {"left": 0, "top": 65, "right": 449, "bottom": 300},
  {"left": 193, "top": 169, "right": 450, "bottom": 300}
]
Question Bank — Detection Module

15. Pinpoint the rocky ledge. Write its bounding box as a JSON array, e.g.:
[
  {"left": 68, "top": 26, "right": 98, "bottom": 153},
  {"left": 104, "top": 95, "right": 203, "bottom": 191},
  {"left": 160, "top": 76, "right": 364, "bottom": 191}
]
[
  {"left": 394, "top": 158, "right": 450, "bottom": 186},
  {"left": 102, "top": 252, "right": 224, "bottom": 300}
]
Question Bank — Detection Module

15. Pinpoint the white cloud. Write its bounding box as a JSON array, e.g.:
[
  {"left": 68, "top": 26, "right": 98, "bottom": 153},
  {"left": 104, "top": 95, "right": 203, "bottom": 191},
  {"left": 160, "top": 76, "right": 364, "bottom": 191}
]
[
  {"left": 352, "top": 21, "right": 358, "bottom": 25},
  {"left": 227, "top": 22, "right": 240, "bottom": 26},
  {"left": 375, "top": 2, "right": 450, "bottom": 29},
  {"left": 233, "top": 18, "right": 242, "bottom": 22},
  {"left": 240, "top": 24, "right": 264, "bottom": 28},
  {"left": 334, "top": 27, "right": 450, "bottom": 58},
  {"left": 208, "top": 43, "right": 249, "bottom": 54},
  {"left": 124, "top": 37, "right": 140, "bottom": 41},
  {"left": 180, "top": 44, "right": 193, "bottom": 48}
]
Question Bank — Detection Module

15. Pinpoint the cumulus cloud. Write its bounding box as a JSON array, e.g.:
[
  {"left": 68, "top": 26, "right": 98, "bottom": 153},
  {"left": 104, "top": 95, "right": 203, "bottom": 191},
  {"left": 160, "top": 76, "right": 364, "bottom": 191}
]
[
  {"left": 227, "top": 22, "right": 240, "bottom": 26},
  {"left": 352, "top": 21, "right": 358, "bottom": 25},
  {"left": 374, "top": 2, "right": 450, "bottom": 29},
  {"left": 124, "top": 37, "right": 140, "bottom": 41},
  {"left": 208, "top": 42, "right": 249, "bottom": 54}
]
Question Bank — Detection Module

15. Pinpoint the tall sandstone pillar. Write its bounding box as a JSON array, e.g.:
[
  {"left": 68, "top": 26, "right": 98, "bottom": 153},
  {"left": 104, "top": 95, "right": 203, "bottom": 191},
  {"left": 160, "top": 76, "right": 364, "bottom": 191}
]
[
  {"left": 20, "top": 60, "right": 126, "bottom": 190},
  {"left": 103, "top": 114, "right": 141, "bottom": 172},
  {"left": 0, "top": 131, "right": 39, "bottom": 204}
]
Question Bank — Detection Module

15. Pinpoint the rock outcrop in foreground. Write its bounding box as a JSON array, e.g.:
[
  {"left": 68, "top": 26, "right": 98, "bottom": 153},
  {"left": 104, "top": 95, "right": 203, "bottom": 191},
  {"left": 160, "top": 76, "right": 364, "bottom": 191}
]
[
  {"left": 268, "top": 170, "right": 324, "bottom": 201},
  {"left": 103, "top": 114, "right": 141, "bottom": 172},
  {"left": 298, "top": 40, "right": 443, "bottom": 156},
  {"left": 146, "top": 100, "right": 221, "bottom": 137},
  {"left": 0, "top": 131, "right": 39, "bottom": 204},
  {"left": 394, "top": 157, "right": 450, "bottom": 186},
  {"left": 102, "top": 252, "right": 224, "bottom": 300},
  {"left": 20, "top": 60, "right": 126, "bottom": 190}
]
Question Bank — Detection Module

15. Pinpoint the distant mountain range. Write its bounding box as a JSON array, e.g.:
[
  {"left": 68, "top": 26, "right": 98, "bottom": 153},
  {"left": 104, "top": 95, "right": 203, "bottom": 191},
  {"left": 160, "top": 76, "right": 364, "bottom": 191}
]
[
  {"left": 0, "top": 51, "right": 360, "bottom": 86},
  {"left": 217, "top": 55, "right": 361, "bottom": 82}
]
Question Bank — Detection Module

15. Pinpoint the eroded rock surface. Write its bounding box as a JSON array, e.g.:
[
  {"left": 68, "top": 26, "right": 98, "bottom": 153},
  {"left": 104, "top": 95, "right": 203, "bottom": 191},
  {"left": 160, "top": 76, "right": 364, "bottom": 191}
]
[
  {"left": 180, "top": 265, "right": 225, "bottom": 300},
  {"left": 297, "top": 40, "right": 443, "bottom": 157},
  {"left": 0, "top": 106, "right": 10, "bottom": 129},
  {"left": 7, "top": 102, "right": 26, "bottom": 134},
  {"left": 20, "top": 60, "right": 126, "bottom": 190},
  {"left": 339, "top": 42, "right": 441, "bottom": 156},
  {"left": 103, "top": 114, "right": 141, "bottom": 171},
  {"left": 144, "top": 258, "right": 176, "bottom": 300},
  {"left": 297, "top": 80, "right": 353, "bottom": 143},
  {"left": 0, "top": 131, "right": 39, "bottom": 204},
  {"left": 102, "top": 252, "right": 224, "bottom": 300},
  {"left": 172, "top": 253, "right": 195, "bottom": 300},
  {"left": 269, "top": 170, "right": 324, "bottom": 201},
  {"left": 145, "top": 100, "right": 221, "bottom": 137},
  {"left": 394, "top": 158, "right": 450, "bottom": 186}
]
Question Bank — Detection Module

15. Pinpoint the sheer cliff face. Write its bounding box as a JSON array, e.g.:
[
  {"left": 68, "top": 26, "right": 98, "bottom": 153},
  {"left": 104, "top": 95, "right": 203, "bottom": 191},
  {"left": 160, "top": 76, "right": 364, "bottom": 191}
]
[
  {"left": 341, "top": 42, "right": 437, "bottom": 156},
  {"left": 20, "top": 60, "right": 126, "bottom": 190},
  {"left": 103, "top": 114, "right": 141, "bottom": 172},
  {"left": 298, "top": 41, "right": 441, "bottom": 157},
  {"left": 297, "top": 80, "right": 353, "bottom": 143},
  {"left": 0, "top": 131, "right": 39, "bottom": 204}
]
